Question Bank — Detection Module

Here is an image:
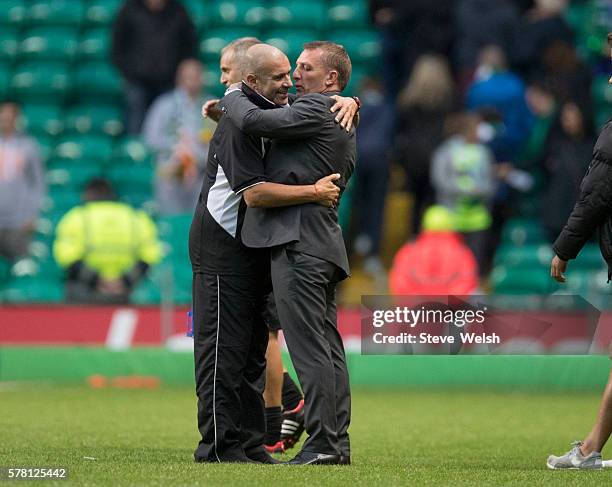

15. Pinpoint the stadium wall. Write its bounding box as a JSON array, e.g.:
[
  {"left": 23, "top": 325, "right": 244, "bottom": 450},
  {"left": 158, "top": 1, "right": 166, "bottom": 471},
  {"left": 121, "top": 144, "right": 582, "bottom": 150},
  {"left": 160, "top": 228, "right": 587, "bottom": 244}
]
[{"left": 1, "top": 306, "right": 610, "bottom": 391}]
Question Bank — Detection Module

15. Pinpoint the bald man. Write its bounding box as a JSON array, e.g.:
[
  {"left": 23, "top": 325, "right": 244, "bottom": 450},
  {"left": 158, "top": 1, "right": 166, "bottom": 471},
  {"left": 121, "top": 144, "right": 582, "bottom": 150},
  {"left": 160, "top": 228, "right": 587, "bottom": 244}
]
[
  {"left": 189, "top": 41, "right": 343, "bottom": 464},
  {"left": 222, "top": 42, "right": 356, "bottom": 465}
]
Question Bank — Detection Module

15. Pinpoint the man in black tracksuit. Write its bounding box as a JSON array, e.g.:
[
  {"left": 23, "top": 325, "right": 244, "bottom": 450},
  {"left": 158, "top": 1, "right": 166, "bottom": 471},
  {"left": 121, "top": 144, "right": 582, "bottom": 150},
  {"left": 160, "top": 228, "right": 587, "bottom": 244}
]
[
  {"left": 222, "top": 41, "right": 356, "bottom": 465},
  {"left": 547, "top": 33, "right": 612, "bottom": 469},
  {"left": 188, "top": 50, "right": 341, "bottom": 463}
]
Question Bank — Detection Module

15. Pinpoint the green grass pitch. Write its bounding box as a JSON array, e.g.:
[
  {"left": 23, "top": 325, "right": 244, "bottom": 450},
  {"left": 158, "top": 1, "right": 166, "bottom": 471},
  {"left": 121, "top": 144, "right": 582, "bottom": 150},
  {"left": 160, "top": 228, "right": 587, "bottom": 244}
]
[{"left": 2, "top": 385, "right": 612, "bottom": 486}]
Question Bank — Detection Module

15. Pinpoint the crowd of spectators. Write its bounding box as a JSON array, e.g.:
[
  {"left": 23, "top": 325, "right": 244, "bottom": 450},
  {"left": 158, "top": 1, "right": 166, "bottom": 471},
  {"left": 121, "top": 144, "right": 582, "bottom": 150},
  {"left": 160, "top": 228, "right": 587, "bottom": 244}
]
[{"left": 354, "top": 0, "right": 610, "bottom": 288}]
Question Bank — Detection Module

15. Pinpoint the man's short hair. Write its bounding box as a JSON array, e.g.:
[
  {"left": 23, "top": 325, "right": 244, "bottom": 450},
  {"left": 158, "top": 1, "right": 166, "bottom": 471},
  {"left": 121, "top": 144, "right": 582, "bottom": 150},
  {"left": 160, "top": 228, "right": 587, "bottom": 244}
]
[
  {"left": 608, "top": 32, "right": 612, "bottom": 46},
  {"left": 303, "top": 41, "right": 352, "bottom": 91},
  {"left": 221, "top": 37, "right": 261, "bottom": 64}
]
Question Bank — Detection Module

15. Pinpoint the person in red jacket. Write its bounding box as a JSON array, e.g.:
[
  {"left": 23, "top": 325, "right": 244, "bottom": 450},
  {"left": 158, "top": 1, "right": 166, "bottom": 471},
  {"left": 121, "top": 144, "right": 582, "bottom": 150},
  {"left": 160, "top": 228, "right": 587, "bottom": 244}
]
[{"left": 389, "top": 205, "right": 478, "bottom": 295}]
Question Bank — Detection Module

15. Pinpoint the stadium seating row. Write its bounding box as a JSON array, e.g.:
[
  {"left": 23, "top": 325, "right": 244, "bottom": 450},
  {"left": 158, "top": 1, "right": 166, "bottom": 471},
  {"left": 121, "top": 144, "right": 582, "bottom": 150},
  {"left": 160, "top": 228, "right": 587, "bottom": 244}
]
[
  {"left": 0, "top": 212, "right": 194, "bottom": 305},
  {"left": 0, "top": 0, "right": 370, "bottom": 30}
]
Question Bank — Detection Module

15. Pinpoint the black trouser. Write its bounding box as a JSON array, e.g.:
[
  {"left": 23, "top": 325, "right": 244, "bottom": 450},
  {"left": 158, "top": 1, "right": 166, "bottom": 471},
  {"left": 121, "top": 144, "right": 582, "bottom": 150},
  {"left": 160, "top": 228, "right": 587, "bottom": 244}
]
[
  {"left": 270, "top": 247, "right": 351, "bottom": 456},
  {"left": 192, "top": 272, "right": 269, "bottom": 462}
]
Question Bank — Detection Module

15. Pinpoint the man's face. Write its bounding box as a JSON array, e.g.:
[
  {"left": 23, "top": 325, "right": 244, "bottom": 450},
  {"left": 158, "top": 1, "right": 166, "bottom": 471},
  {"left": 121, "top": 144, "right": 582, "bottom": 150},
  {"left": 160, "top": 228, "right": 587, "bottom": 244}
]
[
  {"left": 0, "top": 103, "right": 18, "bottom": 134},
  {"left": 255, "top": 56, "right": 292, "bottom": 105},
  {"left": 293, "top": 48, "right": 328, "bottom": 96},
  {"left": 220, "top": 51, "right": 241, "bottom": 87},
  {"left": 609, "top": 45, "right": 612, "bottom": 84}
]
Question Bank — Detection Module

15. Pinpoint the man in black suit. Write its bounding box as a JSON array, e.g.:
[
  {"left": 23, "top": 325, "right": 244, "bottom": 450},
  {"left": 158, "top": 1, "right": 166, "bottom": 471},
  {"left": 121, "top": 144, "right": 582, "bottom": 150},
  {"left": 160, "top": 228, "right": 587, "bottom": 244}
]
[
  {"left": 222, "top": 41, "right": 356, "bottom": 465},
  {"left": 188, "top": 44, "right": 343, "bottom": 463}
]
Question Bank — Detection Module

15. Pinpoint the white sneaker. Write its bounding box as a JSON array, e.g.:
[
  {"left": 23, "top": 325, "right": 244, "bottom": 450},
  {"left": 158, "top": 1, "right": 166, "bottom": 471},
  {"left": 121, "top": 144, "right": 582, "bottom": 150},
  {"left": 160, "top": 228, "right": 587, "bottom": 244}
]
[{"left": 547, "top": 441, "right": 602, "bottom": 469}]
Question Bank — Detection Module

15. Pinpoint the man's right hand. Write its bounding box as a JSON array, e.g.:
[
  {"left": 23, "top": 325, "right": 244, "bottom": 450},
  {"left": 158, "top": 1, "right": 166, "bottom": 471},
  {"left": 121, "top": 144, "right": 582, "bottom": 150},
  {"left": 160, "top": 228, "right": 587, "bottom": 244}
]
[
  {"left": 202, "top": 99, "right": 222, "bottom": 122},
  {"left": 551, "top": 255, "right": 568, "bottom": 283},
  {"left": 314, "top": 173, "right": 341, "bottom": 207}
]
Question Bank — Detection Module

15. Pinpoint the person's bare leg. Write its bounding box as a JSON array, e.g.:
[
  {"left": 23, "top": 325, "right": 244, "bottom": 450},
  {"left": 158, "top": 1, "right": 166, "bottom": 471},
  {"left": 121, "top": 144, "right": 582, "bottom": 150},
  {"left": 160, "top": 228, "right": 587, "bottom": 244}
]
[
  {"left": 581, "top": 367, "right": 612, "bottom": 455},
  {"left": 264, "top": 331, "right": 283, "bottom": 407}
]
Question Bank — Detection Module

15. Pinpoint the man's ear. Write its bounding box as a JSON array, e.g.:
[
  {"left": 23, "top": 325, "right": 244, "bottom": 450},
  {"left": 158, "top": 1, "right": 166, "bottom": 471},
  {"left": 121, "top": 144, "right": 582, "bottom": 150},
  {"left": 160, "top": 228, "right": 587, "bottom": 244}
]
[
  {"left": 245, "top": 73, "right": 257, "bottom": 87},
  {"left": 325, "top": 70, "right": 339, "bottom": 87}
]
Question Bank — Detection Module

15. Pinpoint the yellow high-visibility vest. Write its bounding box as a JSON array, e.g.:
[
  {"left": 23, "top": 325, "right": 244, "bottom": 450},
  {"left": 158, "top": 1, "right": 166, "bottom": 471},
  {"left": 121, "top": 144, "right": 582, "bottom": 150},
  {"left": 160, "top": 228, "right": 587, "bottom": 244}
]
[{"left": 53, "top": 201, "right": 162, "bottom": 279}]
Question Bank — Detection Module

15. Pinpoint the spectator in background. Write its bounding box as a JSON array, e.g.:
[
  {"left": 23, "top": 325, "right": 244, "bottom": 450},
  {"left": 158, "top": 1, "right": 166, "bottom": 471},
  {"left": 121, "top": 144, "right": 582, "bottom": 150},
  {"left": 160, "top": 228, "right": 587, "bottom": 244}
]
[
  {"left": 112, "top": 0, "right": 198, "bottom": 134},
  {"left": 541, "top": 100, "right": 596, "bottom": 240},
  {"left": 431, "top": 112, "right": 495, "bottom": 275},
  {"left": 453, "top": 0, "right": 519, "bottom": 88},
  {"left": 395, "top": 55, "right": 455, "bottom": 235},
  {"left": 512, "top": 0, "right": 574, "bottom": 78},
  {"left": 351, "top": 77, "right": 394, "bottom": 276},
  {"left": 369, "top": 0, "right": 454, "bottom": 97},
  {"left": 143, "top": 59, "right": 211, "bottom": 215},
  {"left": 539, "top": 41, "right": 593, "bottom": 112},
  {"left": 389, "top": 205, "right": 478, "bottom": 295},
  {"left": 466, "top": 45, "right": 534, "bottom": 163},
  {"left": 0, "top": 100, "right": 44, "bottom": 261},
  {"left": 53, "top": 178, "right": 162, "bottom": 304},
  {"left": 519, "top": 77, "right": 559, "bottom": 168}
]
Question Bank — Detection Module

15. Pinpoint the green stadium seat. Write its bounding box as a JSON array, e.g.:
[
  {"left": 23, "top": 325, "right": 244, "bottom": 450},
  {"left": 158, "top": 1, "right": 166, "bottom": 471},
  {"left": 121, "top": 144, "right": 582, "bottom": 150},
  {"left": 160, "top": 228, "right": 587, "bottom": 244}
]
[
  {"left": 78, "top": 28, "right": 111, "bottom": 61},
  {"left": 131, "top": 276, "right": 161, "bottom": 305},
  {"left": 491, "top": 265, "right": 559, "bottom": 295},
  {"left": 199, "top": 28, "right": 253, "bottom": 62},
  {"left": 328, "top": 30, "right": 381, "bottom": 66},
  {"left": 27, "top": 0, "right": 85, "bottom": 27},
  {"left": 72, "top": 62, "right": 122, "bottom": 102},
  {"left": 111, "top": 137, "right": 153, "bottom": 166},
  {"left": 158, "top": 213, "right": 193, "bottom": 257},
  {"left": 46, "top": 160, "right": 105, "bottom": 190},
  {"left": 0, "top": 255, "right": 11, "bottom": 285},
  {"left": 268, "top": 0, "right": 327, "bottom": 29},
  {"left": 10, "top": 62, "right": 71, "bottom": 102},
  {"left": 34, "top": 133, "right": 55, "bottom": 162},
  {"left": 574, "top": 244, "right": 606, "bottom": 270},
  {"left": 19, "top": 27, "right": 78, "bottom": 62},
  {"left": 0, "top": 28, "right": 19, "bottom": 62},
  {"left": 21, "top": 104, "right": 64, "bottom": 137},
  {"left": 0, "top": 0, "right": 26, "bottom": 26},
  {"left": 42, "top": 187, "right": 81, "bottom": 214},
  {"left": 500, "top": 218, "right": 547, "bottom": 246},
  {"left": 53, "top": 134, "right": 114, "bottom": 164},
  {"left": 209, "top": 0, "right": 267, "bottom": 29},
  {"left": 181, "top": 0, "right": 213, "bottom": 30},
  {"left": 264, "top": 29, "right": 321, "bottom": 63},
  {"left": 65, "top": 104, "right": 124, "bottom": 137},
  {"left": 0, "top": 63, "right": 10, "bottom": 98},
  {"left": 3, "top": 276, "right": 64, "bottom": 303},
  {"left": 494, "top": 244, "right": 553, "bottom": 268},
  {"left": 106, "top": 163, "right": 154, "bottom": 198},
  {"left": 328, "top": 0, "right": 368, "bottom": 29},
  {"left": 85, "top": 0, "right": 122, "bottom": 26}
]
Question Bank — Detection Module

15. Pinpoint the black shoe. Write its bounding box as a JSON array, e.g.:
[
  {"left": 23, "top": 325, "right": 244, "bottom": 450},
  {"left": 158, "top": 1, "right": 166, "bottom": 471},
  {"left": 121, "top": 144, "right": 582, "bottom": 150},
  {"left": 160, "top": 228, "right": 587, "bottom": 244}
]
[
  {"left": 339, "top": 455, "right": 351, "bottom": 465},
  {"left": 284, "top": 451, "right": 341, "bottom": 465},
  {"left": 246, "top": 448, "right": 282, "bottom": 464}
]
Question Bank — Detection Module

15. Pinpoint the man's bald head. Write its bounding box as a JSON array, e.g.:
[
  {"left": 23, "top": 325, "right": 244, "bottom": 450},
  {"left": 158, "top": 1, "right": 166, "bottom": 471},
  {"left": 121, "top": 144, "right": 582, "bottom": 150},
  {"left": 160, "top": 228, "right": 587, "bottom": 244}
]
[
  {"left": 243, "top": 44, "right": 292, "bottom": 105},
  {"left": 244, "top": 44, "right": 288, "bottom": 78}
]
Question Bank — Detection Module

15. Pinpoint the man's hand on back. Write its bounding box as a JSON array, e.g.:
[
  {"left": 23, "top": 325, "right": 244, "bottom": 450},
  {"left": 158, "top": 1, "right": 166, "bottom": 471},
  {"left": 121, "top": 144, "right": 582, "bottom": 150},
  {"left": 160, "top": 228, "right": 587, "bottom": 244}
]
[
  {"left": 202, "top": 99, "right": 222, "bottom": 122},
  {"left": 329, "top": 96, "right": 358, "bottom": 132},
  {"left": 314, "top": 173, "right": 341, "bottom": 207}
]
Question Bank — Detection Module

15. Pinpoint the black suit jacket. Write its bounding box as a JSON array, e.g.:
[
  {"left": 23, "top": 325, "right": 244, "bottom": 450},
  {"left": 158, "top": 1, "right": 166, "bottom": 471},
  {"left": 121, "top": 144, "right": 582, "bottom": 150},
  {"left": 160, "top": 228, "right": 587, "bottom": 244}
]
[{"left": 221, "top": 89, "right": 356, "bottom": 279}]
